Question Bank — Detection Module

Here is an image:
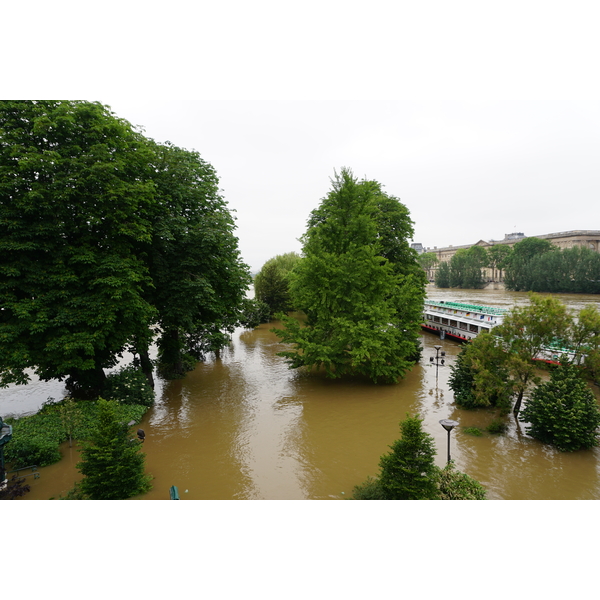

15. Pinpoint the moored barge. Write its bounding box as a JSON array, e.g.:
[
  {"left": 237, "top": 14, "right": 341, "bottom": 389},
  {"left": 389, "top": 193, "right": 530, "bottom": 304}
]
[{"left": 422, "top": 300, "right": 507, "bottom": 342}]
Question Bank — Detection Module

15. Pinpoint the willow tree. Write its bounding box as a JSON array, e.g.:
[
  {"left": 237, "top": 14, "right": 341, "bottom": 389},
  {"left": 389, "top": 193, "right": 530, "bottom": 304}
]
[{"left": 273, "top": 168, "right": 426, "bottom": 384}]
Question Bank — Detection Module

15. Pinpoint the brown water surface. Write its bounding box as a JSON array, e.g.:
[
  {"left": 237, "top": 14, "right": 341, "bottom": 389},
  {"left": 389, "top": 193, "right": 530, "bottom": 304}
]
[{"left": 7, "top": 287, "right": 600, "bottom": 500}]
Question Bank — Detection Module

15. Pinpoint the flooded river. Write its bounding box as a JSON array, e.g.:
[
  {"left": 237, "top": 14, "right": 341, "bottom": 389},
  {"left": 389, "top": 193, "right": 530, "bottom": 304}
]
[{"left": 3, "top": 287, "right": 600, "bottom": 500}]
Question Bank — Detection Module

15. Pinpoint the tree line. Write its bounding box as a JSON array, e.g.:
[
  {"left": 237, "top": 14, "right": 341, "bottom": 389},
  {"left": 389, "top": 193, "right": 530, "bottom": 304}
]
[
  {"left": 426, "top": 236, "right": 600, "bottom": 293},
  {"left": 0, "top": 101, "right": 257, "bottom": 398}
]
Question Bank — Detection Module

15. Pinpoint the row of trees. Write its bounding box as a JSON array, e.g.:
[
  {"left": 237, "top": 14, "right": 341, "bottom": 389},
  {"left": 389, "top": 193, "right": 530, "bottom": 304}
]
[
  {"left": 429, "top": 236, "right": 600, "bottom": 294},
  {"left": 449, "top": 294, "right": 600, "bottom": 451},
  {"left": 0, "top": 101, "right": 254, "bottom": 397},
  {"left": 265, "top": 168, "right": 427, "bottom": 384},
  {"left": 504, "top": 239, "right": 600, "bottom": 294}
]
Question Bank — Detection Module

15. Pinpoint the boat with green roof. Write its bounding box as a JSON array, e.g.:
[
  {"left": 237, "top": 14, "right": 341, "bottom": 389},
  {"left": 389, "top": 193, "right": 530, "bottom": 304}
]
[{"left": 422, "top": 299, "right": 507, "bottom": 342}]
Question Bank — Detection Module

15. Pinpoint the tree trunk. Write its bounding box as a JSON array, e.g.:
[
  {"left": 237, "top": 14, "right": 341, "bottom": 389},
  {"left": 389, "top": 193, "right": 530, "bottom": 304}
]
[
  {"left": 513, "top": 390, "right": 524, "bottom": 417},
  {"left": 138, "top": 348, "right": 155, "bottom": 389}
]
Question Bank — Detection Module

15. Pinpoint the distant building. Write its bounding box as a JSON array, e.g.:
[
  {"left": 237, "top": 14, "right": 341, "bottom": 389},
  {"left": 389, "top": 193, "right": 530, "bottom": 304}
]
[
  {"left": 422, "top": 230, "right": 600, "bottom": 282},
  {"left": 410, "top": 242, "right": 424, "bottom": 254}
]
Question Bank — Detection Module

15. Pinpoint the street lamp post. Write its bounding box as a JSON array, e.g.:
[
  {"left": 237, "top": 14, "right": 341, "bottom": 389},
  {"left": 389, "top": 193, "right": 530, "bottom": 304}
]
[
  {"left": 429, "top": 344, "right": 446, "bottom": 386},
  {"left": 439, "top": 419, "right": 458, "bottom": 464}
]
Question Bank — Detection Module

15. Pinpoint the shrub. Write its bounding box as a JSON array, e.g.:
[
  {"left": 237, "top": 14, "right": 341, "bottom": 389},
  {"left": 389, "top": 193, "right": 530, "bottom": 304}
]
[
  {"left": 520, "top": 362, "right": 600, "bottom": 451},
  {"left": 463, "top": 427, "right": 483, "bottom": 436},
  {"left": 434, "top": 462, "right": 486, "bottom": 500},
  {"left": 487, "top": 418, "right": 508, "bottom": 434},
  {"left": 351, "top": 476, "right": 386, "bottom": 500},
  {"left": 4, "top": 398, "right": 149, "bottom": 469},
  {"left": 104, "top": 365, "right": 155, "bottom": 406}
]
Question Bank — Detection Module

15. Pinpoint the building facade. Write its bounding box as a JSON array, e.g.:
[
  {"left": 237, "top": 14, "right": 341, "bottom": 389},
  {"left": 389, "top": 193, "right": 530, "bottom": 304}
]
[{"left": 421, "top": 230, "right": 600, "bottom": 282}]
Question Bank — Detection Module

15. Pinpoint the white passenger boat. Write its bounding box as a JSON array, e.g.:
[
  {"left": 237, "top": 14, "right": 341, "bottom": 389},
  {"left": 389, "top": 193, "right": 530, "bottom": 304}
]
[{"left": 422, "top": 299, "right": 507, "bottom": 342}]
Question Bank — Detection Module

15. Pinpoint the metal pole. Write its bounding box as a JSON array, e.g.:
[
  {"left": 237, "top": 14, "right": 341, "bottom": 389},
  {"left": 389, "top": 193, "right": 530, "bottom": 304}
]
[{"left": 447, "top": 429, "right": 451, "bottom": 464}]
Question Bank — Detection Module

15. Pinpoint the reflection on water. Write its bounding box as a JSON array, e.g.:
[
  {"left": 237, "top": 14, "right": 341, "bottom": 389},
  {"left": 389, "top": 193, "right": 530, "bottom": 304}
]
[{"left": 5, "top": 287, "right": 600, "bottom": 500}]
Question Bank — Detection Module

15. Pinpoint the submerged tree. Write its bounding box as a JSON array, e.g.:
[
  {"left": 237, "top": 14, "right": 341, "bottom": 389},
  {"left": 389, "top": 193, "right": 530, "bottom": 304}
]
[
  {"left": 0, "top": 101, "right": 251, "bottom": 394},
  {"left": 254, "top": 252, "right": 302, "bottom": 319},
  {"left": 520, "top": 362, "right": 600, "bottom": 452},
  {"left": 378, "top": 415, "right": 438, "bottom": 500},
  {"left": 76, "top": 399, "right": 152, "bottom": 499},
  {"left": 449, "top": 333, "right": 512, "bottom": 413},
  {"left": 273, "top": 168, "right": 426, "bottom": 383}
]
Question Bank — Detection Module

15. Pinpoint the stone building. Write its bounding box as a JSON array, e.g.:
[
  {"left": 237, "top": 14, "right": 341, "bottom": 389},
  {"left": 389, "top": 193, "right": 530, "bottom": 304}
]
[{"left": 420, "top": 230, "right": 600, "bottom": 283}]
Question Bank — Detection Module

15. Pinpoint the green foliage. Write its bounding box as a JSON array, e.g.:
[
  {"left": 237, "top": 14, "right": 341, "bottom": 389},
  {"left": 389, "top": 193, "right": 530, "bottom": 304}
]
[
  {"left": 487, "top": 418, "right": 508, "bottom": 434},
  {"left": 103, "top": 365, "right": 155, "bottom": 406},
  {"left": 3, "top": 398, "right": 147, "bottom": 469},
  {"left": 463, "top": 427, "right": 483, "bottom": 436},
  {"left": 350, "top": 476, "right": 386, "bottom": 500},
  {"left": 239, "top": 298, "right": 272, "bottom": 329},
  {"left": 519, "top": 362, "right": 600, "bottom": 451},
  {"left": 254, "top": 252, "right": 301, "bottom": 318},
  {"left": 441, "top": 246, "right": 488, "bottom": 289},
  {"left": 503, "top": 237, "right": 556, "bottom": 291},
  {"left": 495, "top": 293, "right": 572, "bottom": 415},
  {"left": 76, "top": 398, "right": 152, "bottom": 499},
  {"left": 274, "top": 168, "right": 426, "bottom": 384},
  {"left": 0, "top": 101, "right": 251, "bottom": 394},
  {"left": 352, "top": 420, "right": 486, "bottom": 500},
  {"left": 449, "top": 333, "right": 512, "bottom": 412},
  {"left": 435, "top": 261, "right": 451, "bottom": 288},
  {"left": 378, "top": 415, "right": 438, "bottom": 499},
  {"left": 434, "top": 461, "right": 486, "bottom": 500},
  {"left": 418, "top": 252, "right": 438, "bottom": 280}
]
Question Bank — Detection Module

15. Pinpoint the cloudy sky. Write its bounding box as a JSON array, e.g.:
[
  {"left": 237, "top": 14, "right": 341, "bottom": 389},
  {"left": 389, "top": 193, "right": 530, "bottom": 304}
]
[{"left": 7, "top": 1, "right": 599, "bottom": 273}]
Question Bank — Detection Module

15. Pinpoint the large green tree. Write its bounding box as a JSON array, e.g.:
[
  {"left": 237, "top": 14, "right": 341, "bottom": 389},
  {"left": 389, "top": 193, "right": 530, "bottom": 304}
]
[
  {"left": 145, "top": 140, "right": 251, "bottom": 377},
  {"left": 273, "top": 168, "right": 426, "bottom": 384},
  {"left": 254, "top": 252, "right": 301, "bottom": 319},
  {"left": 504, "top": 237, "right": 556, "bottom": 291},
  {"left": 0, "top": 101, "right": 251, "bottom": 393},
  {"left": 0, "top": 101, "right": 157, "bottom": 396}
]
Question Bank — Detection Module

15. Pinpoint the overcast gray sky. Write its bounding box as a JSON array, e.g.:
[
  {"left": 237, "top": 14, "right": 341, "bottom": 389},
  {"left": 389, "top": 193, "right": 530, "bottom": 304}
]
[{"left": 6, "top": 1, "right": 600, "bottom": 273}]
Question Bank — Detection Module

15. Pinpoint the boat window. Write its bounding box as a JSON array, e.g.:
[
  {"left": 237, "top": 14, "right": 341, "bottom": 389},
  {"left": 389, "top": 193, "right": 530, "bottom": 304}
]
[
  {"left": 469, "top": 324, "right": 478, "bottom": 333},
  {"left": 450, "top": 320, "right": 457, "bottom": 327},
  {"left": 458, "top": 322, "right": 467, "bottom": 330},
  {"left": 433, "top": 316, "right": 440, "bottom": 323}
]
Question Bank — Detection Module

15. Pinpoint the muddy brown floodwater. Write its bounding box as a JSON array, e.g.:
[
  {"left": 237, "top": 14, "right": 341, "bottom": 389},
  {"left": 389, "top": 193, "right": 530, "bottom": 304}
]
[{"left": 6, "top": 287, "right": 600, "bottom": 500}]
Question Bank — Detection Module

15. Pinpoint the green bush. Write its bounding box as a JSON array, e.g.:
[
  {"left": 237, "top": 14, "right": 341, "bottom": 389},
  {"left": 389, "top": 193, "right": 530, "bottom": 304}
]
[
  {"left": 487, "top": 418, "right": 508, "bottom": 434},
  {"left": 351, "top": 476, "right": 386, "bottom": 500},
  {"left": 463, "top": 427, "right": 483, "bottom": 436},
  {"left": 4, "top": 398, "right": 148, "bottom": 469},
  {"left": 434, "top": 462, "right": 486, "bottom": 500},
  {"left": 104, "top": 365, "right": 155, "bottom": 406},
  {"left": 520, "top": 362, "right": 600, "bottom": 451}
]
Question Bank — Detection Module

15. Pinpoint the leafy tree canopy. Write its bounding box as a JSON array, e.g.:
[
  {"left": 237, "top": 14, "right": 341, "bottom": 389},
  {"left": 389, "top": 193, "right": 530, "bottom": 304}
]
[
  {"left": 0, "top": 101, "right": 251, "bottom": 393},
  {"left": 254, "top": 252, "right": 301, "bottom": 318},
  {"left": 273, "top": 168, "right": 426, "bottom": 383},
  {"left": 520, "top": 362, "right": 600, "bottom": 451}
]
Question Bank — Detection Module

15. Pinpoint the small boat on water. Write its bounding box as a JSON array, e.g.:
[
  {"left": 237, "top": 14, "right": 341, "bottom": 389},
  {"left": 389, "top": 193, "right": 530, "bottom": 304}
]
[{"left": 422, "top": 299, "right": 507, "bottom": 342}]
